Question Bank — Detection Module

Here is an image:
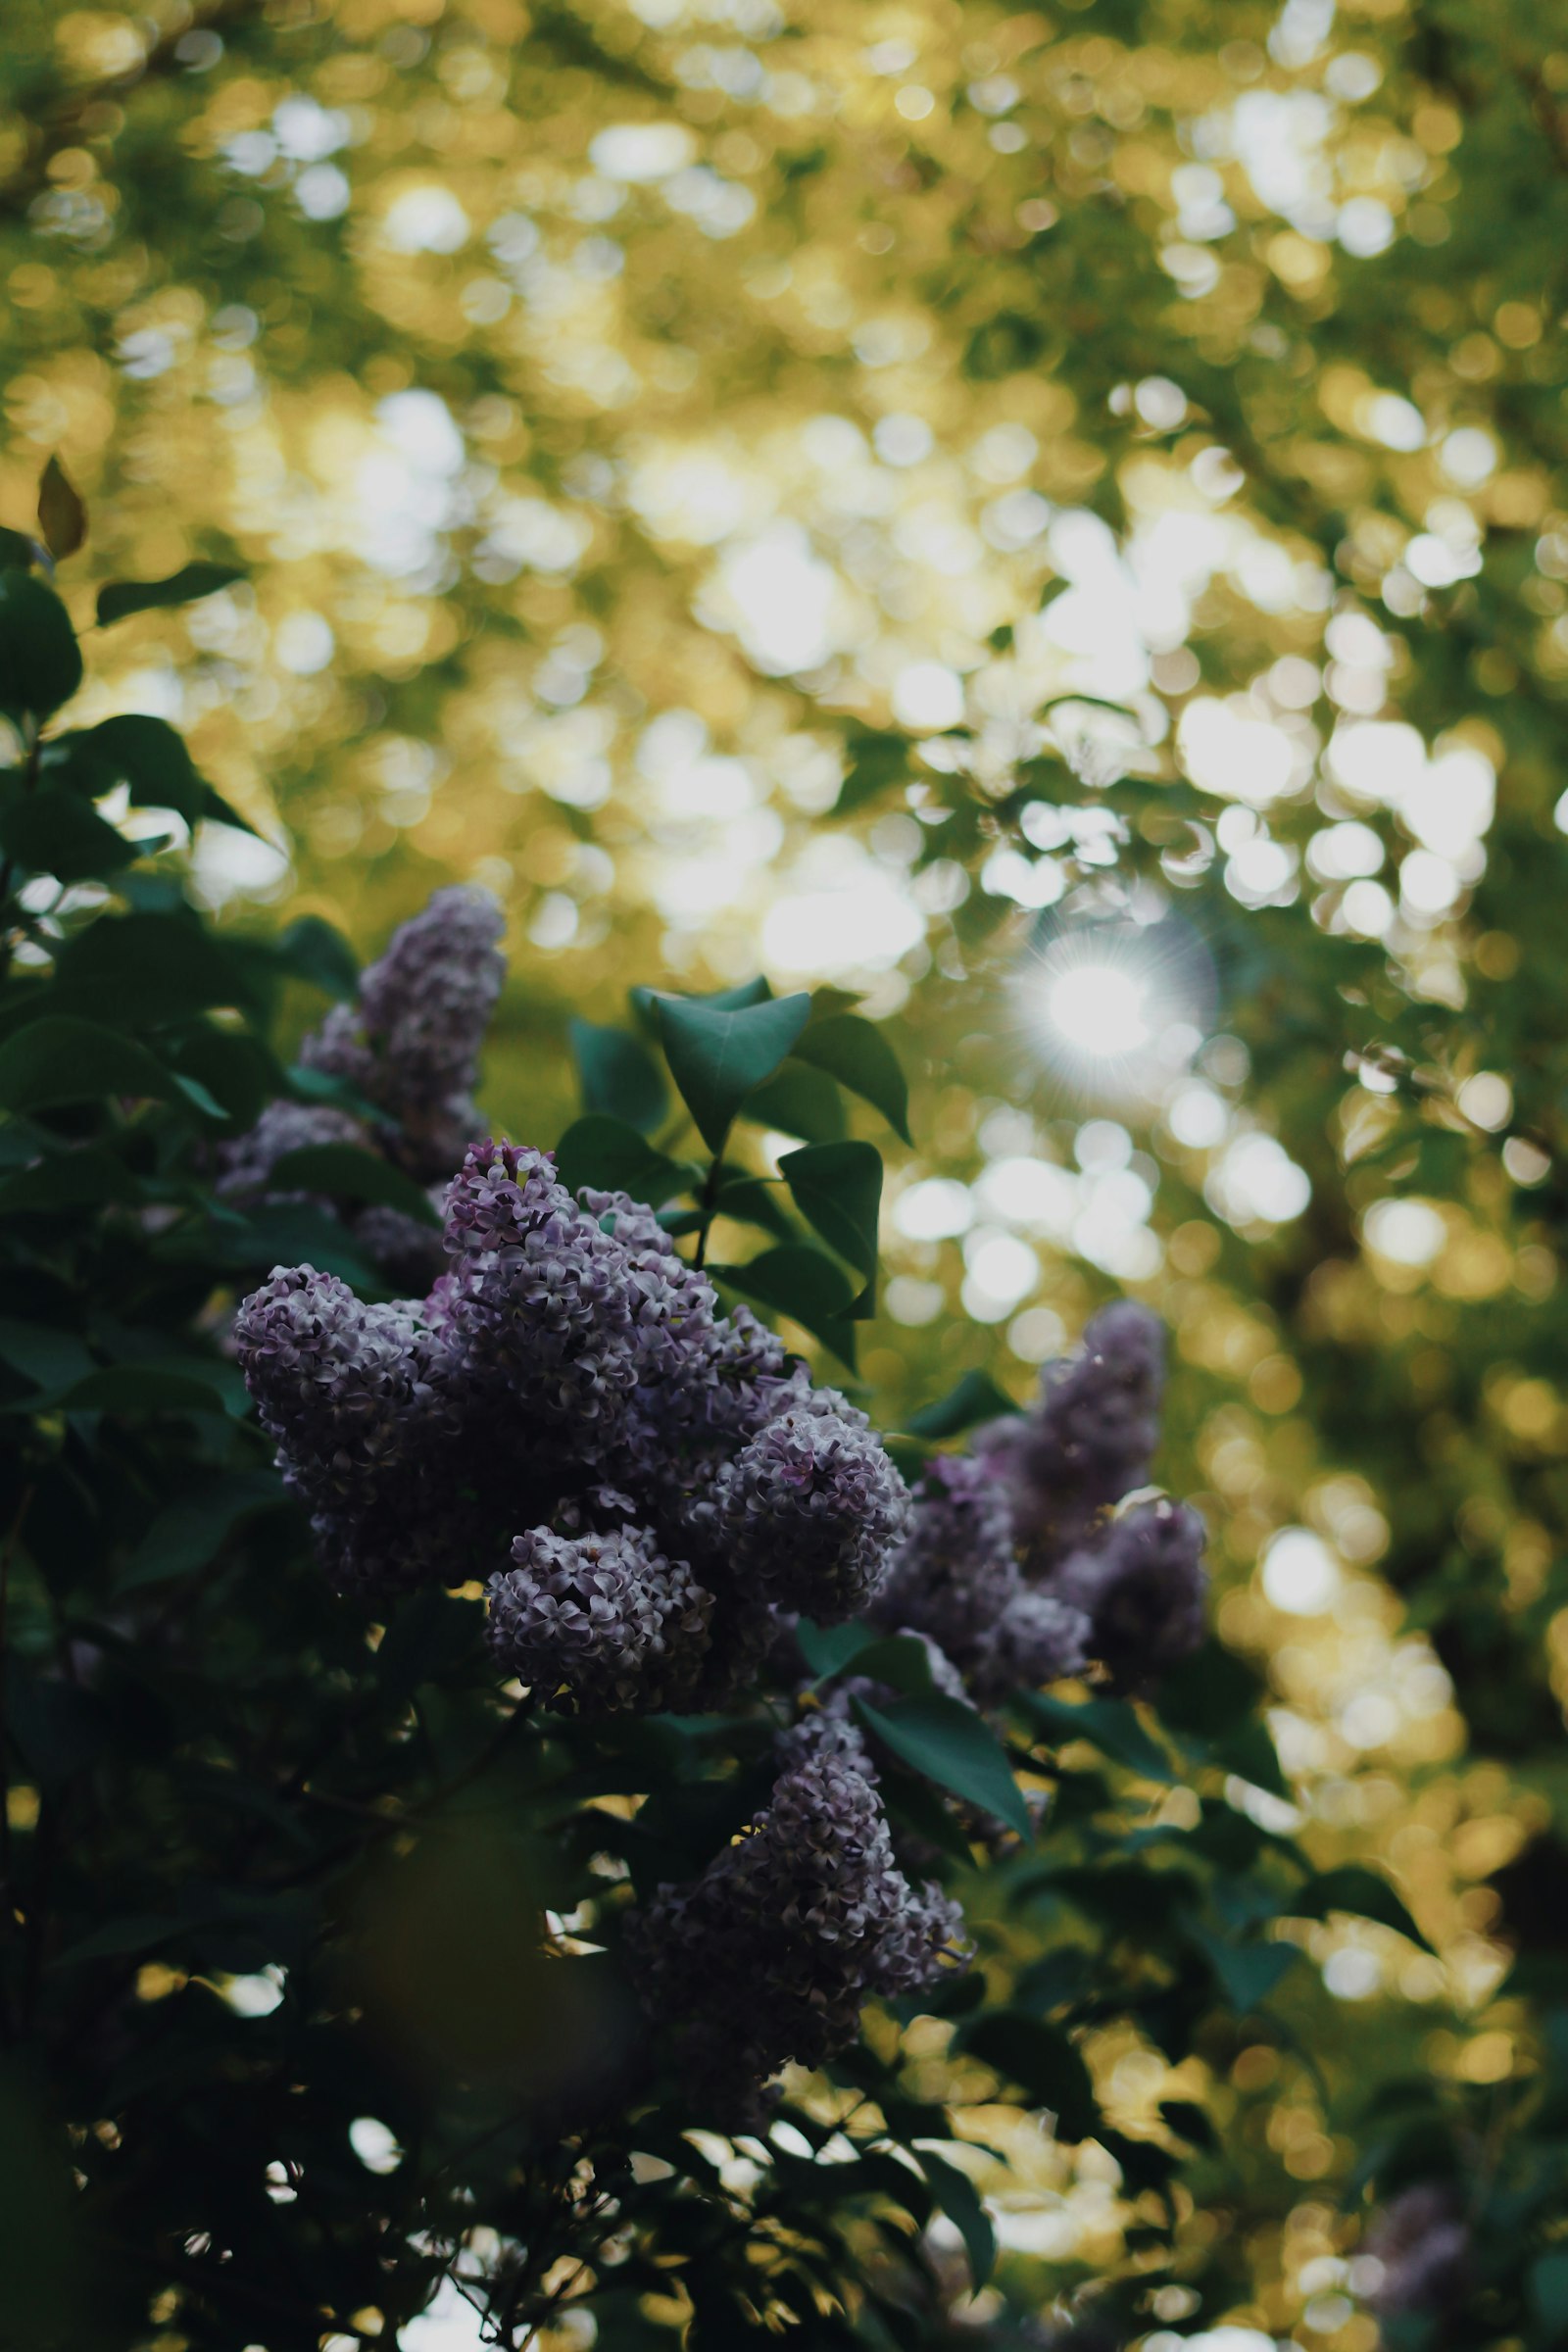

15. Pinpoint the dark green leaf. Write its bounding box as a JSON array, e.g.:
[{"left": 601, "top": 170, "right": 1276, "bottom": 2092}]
[
  {"left": 710, "top": 1174, "right": 798, "bottom": 1241},
  {"left": 794, "top": 1618, "right": 876, "bottom": 1677},
  {"left": 51, "top": 909, "right": 263, "bottom": 1021},
  {"left": 0, "top": 1144, "right": 140, "bottom": 1214},
  {"left": 854, "top": 1693, "right": 1033, "bottom": 1838},
  {"left": 1185, "top": 1923, "right": 1301, "bottom": 2013},
  {"left": 835, "top": 1633, "right": 940, "bottom": 1695},
  {"left": 793, "top": 1012, "right": 911, "bottom": 1143},
  {"left": 835, "top": 728, "right": 908, "bottom": 815},
  {"left": 905, "top": 1369, "right": 1019, "bottom": 1443},
  {"left": 960, "top": 2012, "right": 1099, "bottom": 2138},
  {"left": 553, "top": 1113, "right": 690, "bottom": 1206},
  {"left": 1159, "top": 2098, "right": 1216, "bottom": 2150},
  {"left": 0, "top": 1017, "right": 214, "bottom": 1117},
  {"left": 269, "top": 1143, "right": 440, "bottom": 1226},
  {"left": 44, "top": 712, "right": 206, "bottom": 827},
  {"left": 51, "top": 1365, "right": 236, "bottom": 1418},
  {"left": 96, "top": 562, "right": 246, "bottom": 627},
  {"left": 743, "top": 1060, "right": 848, "bottom": 1142},
  {"left": 0, "top": 572, "right": 82, "bottom": 722},
  {"left": 1531, "top": 2252, "right": 1568, "bottom": 2328},
  {"left": 569, "top": 1018, "right": 669, "bottom": 1133},
  {"left": 655, "top": 990, "right": 812, "bottom": 1152},
  {"left": 273, "top": 913, "right": 359, "bottom": 1000},
  {"left": 1016, "top": 1690, "right": 1177, "bottom": 1783},
  {"left": 0, "top": 789, "right": 137, "bottom": 883},
  {"left": 779, "top": 1139, "right": 882, "bottom": 1313},
  {"left": 37, "top": 457, "right": 86, "bottom": 560},
  {"left": 710, "top": 1244, "right": 858, "bottom": 1367},
  {"left": 0, "top": 529, "right": 39, "bottom": 573},
  {"left": 0, "top": 1319, "right": 96, "bottom": 1395},
  {"left": 121, "top": 1471, "right": 291, "bottom": 1592},
  {"left": 915, "top": 2149, "right": 994, "bottom": 2287},
  {"left": 1156, "top": 1641, "right": 1264, "bottom": 1739},
  {"left": 8, "top": 1666, "right": 107, "bottom": 1782},
  {"left": 1291, "top": 1867, "right": 1433, "bottom": 1952}
]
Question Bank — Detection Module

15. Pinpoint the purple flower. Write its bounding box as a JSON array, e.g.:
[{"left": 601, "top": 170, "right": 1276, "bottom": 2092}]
[
  {"left": 1363, "top": 2184, "right": 1469, "bottom": 2319},
  {"left": 487, "top": 1522, "right": 712, "bottom": 1715},
  {"left": 1049, "top": 1496, "right": 1206, "bottom": 1687},
  {"left": 625, "top": 1748, "right": 967, "bottom": 2113},
  {"left": 978, "top": 1302, "right": 1165, "bottom": 1569},
  {"left": 871, "top": 1453, "right": 1020, "bottom": 1663},
  {"left": 233, "top": 1264, "right": 457, "bottom": 1516},
  {"left": 709, "top": 1389, "right": 912, "bottom": 1621},
  {"left": 970, "top": 1591, "right": 1093, "bottom": 1705},
  {"left": 301, "top": 884, "right": 505, "bottom": 1180}
]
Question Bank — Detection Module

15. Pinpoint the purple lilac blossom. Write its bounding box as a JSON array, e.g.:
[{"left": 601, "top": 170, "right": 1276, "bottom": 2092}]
[
  {"left": 871, "top": 1453, "right": 1021, "bottom": 1664},
  {"left": 970, "top": 1591, "right": 1093, "bottom": 1705},
  {"left": 624, "top": 1747, "right": 967, "bottom": 2116},
  {"left": 487, "top": 1523, "right": 712, "bottom": 1714},
  {"left": 300, "top": 884, "right": 506, "bottom": 1180},
  {"left": 977, "top": 1301, "right": 1165, "bottom": 1570},
  {"left": 1363, "top": 2183, "right": 1470, "bottom": 2319},
  {"left": 1049, "top": 1496, "right": 1207, "bottom": 1687},
  {"left": 708, "top": 1389, "right": 912, "bottom": 1621}
]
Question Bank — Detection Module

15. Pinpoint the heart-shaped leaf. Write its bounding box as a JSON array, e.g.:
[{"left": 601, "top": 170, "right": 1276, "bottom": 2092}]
[
  {"left": 779, "top": 1139, "right": 882, "bottom": 1313},
  {"left": 853, "top": 1692, "right": 1032, "bottom": 1839},
  {"left": 655, "top": 991, "right": 811, "bottom": 1152},
  {"left": 793, "top": 1011, "right": 910, "bottom": 1142}
]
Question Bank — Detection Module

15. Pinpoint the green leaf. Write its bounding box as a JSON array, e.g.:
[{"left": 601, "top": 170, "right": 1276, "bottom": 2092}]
[
  {"left": 832, "top": 1633, "right": 940, "bottom": 1695},
  {"left": 0, "top": 572, "right": 82, "bottom": 723},
  {"left": 710, "top": 1244, "right": 858, "bottom": 1368},
  {"left": 1291, "top": 1867, "right": 1433, "bottom": 1952},
  {"left": 121, "top": 1471, "right": 291, "bottom": 1592},
  {"left": 960, "top": 2012, "right": 1099, "bottom": 2139},
  {"left": 655, "top": 990, "right": 812, "bottom": 1152},
  {"left": 95, "top": 562, "right": 245, "bottom": 627},
  {"left": 915, "top": 2148, "right": 994, "bottom": 2287},
  {"left": 793, "top": 1012, "right": 911, "bottom": 1143},
  {"left": 553, "top": 1113, "right": 690, "bottom": 1207},
  {"left": 0, "top": 529, "right": 39, "bottom": 573},
  {"left": 0, "top": 1144, "right": 140, "bottom": 1214},
  {"left": 835, "top": 728, "right": 908, "bottom": 815},
  {"left": 1016, "top": 1690, "right": 1177, "bottom": 1784},
  {"left": 49, "top": 1364, "right": 236, "bottom": 1418},
  {"left": 37, "top": 457, "right": 86, "bottom": 561},
  {"left": 1155, "top": 1641, "right": 1263, "bottom": 1739},
  {"left": 0, "top": 790, "right": 137, "bottom": 884},
  {"left": 0, "top": 1320, "right": 97, "bottom": 1395},
  {"left": 779, "top": 1139, "right": 882, "bottom": 1313},
  {"left": 269, "top": 1143, "right": 440, "bottom": 1227},
  {"left": 1530, "top": 2251, "right": 1568, "bottom": 2328},
  {"left": 710, "top": 1174, "right": 798, "bottom": 1241},
  {"left": 794, "top": 1618, "right": 876, "bottom": 1677},
  {"left": 854, "top": 1693, "right": 1033, "bottom": 1838},
  {"left": 905, "top": 1369, "right": 1019, "bottom": 1443},
  {"left": 274, "top": 913, "right": 359, "bottom": 1000},
  {"left": 45, "top": 713, "right": 207, "bottom": 827},
  {"left": 53, "top": 908, "right": 260, "bottom": 1011},
  {"left": 1186, "top": 1922, "right": 1301, "bottom": 2013},
  {"left": 569, "top": 1018, "right": 669, "bottom": 1133},
  {"left": 743, "top": 1060, "right": 848, "bottom": 1142},
  {"left": 0, "top": 1017, "right": 215, "bottom": 1117}
]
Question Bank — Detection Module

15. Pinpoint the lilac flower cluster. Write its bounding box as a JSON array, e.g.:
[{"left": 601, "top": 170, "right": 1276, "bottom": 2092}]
[
  {"left": 624, "top": 1746, "right": 967, "bottom": 2128},
  {"left": 237, "top": 1141, "right": 911, "bottom": 1715},
  {"left": 870, "top": 1301, "right": 1206, "bottom": 1707},
  {"left": 1362, "top": 2185, "right": 1470, "bottom": 2321},
  {"left": 220, "top": 886, "right": 507, "bottom": 1280}
]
